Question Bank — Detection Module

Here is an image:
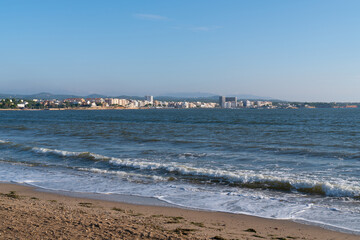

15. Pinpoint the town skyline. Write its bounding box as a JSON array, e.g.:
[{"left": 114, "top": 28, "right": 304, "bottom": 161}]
[
  {"left": 1, "top": 94, "right": 358, "bottom": 111},
  {"left": 3, "top": 90, "right": 360, "bottom": 103},
  {"left": 0, "top": 91, "right": 277, "bottom": 101},
  {"left": 2, "top": 91, "right": 360, "bottom": 105}
]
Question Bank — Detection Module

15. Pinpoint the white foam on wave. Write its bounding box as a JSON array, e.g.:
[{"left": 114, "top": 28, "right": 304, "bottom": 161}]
[
  {"left": 32, "top": 147, "right": 110, "bottom": 160},
  {"left": 108, "top": 157, "right": 360, "bottom": 198},
  {"left": 178, "top": 152, "right": 207, "bottom": 159},
  {"left": 28, "top": 146, "right": 360, "bottom": 198},
  {"left": 22, "top": 180, "right": 40, "bottom": 184},
  {"left": 32, "top": 147, "right": 81, "bottom": 156},
  {"left": 78, "top": 167, "right": 166, "bottom": 181},
  {"left": 1, "top": 154, "right": 359, "bottom": 234}
]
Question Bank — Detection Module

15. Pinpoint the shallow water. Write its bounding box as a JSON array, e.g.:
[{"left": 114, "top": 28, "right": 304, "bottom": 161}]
[{"left": 0, "top": 109, "right": 359, "bottom": 233}]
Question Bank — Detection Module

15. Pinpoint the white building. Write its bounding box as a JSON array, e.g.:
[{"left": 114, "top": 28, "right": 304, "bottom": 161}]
[
  {"left": 224, "top": 102, "right": 232, "bottom": 108},
  {"left": 145, "top": 95, "right": 153, "bottom": 104},
  {"left": 244, "top": 100, "right": 253, "bottom": 108}
]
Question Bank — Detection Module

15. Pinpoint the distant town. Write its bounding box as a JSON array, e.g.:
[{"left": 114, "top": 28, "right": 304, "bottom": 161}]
[{"left": 0, "top": 95, "right": 358, "bottom": 110}]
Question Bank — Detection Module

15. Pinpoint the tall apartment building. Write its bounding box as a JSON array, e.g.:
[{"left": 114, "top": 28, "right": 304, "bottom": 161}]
[
  {"left": 225, "top": 97, "right": 237, "bottom": 103},
  {"left": 219, "top": 96, "right": 237, "bottom": 108},
  {"left": 244, "top": 100, "right": 252, "bottom": 107},
  {"left": 145, "top": 95, "right": 153, "bottom": 104},
  {"left": 104, "top": 98, "right": 129, "bottom": 106},
  {"left": 219, "top": 96, "right": 226, "bottom": 108}
]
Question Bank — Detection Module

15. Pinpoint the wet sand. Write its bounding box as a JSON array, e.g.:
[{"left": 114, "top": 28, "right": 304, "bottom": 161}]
[{"left": 0, "top": 183, "right": 358, "bottom": 239}]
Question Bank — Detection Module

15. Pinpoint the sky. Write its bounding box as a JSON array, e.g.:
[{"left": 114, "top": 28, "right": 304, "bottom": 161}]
[{"left": 1, "top": 0, "right": 360, "bottom": 101}]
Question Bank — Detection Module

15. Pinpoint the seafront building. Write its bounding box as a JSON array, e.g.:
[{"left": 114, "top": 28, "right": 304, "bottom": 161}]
[
  {"left": 3, "top": 96, "right": 360, "bottom": 110},
  {"left": 219, "top": 96, "right": 226, "bottom": 108},
  {"left": 104, "top": 98, "right": 129, "bottom": 106},
  {"left": 218, "top": 96, "right": 275, "bottom": 109},
  {"left": 64, "top": 98, "right": 86, "bottom": 105},
  {"left": 244, "top": 100, "right": 252, "bottom": 108},
  {"left": 1, "top": 95, "right": 280, "bottom": 110},
  {"left": 145, "top": 95, "right": 153, "bottom": 104},
  {"left": 219, "top": 96, "right": 238, "bottom": 108}
]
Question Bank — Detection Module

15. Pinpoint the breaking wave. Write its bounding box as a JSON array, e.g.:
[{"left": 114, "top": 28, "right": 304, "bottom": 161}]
[
  {"left": 27, "top": 146, "right": 360, "bottom": 198},
  {"left": 0, "top": 139, "right": 12, "bottom": 145},
  {"left": 178, "top": 152, "right": 207, "bottom": 159},
  {"left": 77, "top": 167, "right": 166, "bottom": 182},
  {"left": 32, "top": 147, "right": 111, "bottom": 161}
]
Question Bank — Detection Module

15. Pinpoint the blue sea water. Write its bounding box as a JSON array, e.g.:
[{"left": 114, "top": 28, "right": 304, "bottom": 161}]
[{"left": 0, "top": 109, "right": 359, "bottom": 233}]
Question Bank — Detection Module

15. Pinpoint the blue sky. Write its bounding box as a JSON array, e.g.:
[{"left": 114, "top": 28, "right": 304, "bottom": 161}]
[{"left": 1, "top": 0, "right": 360, "bottom": 101}]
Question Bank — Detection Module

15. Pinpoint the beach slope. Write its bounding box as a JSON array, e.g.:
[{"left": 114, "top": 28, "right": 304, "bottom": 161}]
[{"left": 0, "top": 183, "right": 357, "bottom": 240}]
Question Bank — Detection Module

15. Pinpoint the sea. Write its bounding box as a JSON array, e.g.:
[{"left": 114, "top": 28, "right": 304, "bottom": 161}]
[{"left": 0, "top": 109, "right": 359, "bottom": 234}]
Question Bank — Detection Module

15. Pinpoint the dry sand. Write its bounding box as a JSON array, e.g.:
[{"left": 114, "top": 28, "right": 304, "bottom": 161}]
[{"left": 0, "top": 183, "right": 358, "bottom": 240}]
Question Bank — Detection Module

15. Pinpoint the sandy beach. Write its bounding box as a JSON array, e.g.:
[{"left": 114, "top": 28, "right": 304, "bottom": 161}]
[{"left": 0, "top": 183, "right": 357, "bottom": 240}]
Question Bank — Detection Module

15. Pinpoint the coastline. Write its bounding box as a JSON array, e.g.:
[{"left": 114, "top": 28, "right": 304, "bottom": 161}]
[
  {"left": 0, "top": 182, "right": 358, "bottom": 239},
  {"left": 0, "top": 107, "right": 135, "bottom": 111}
]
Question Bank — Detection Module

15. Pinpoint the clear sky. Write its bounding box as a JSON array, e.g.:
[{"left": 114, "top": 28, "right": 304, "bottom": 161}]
[{"left": 1, "top": 0, "right": 360, "bottom": 101}]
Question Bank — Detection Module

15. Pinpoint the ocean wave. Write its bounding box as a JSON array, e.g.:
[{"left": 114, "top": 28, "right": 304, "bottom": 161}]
[
  {"left": 31, "top": 147, "right": 111, "bottom": 161},
  {"left": 0, "top": 139, "right": 12, "bottom": 145},
  {"left": 8, "top": 145, "right": 360, "bottom": 198},
  {"left": 108, "top": 157, "right": 360, "bottom": 198},
  {"left": 0, "top": 159, "right": 39, "bottom": 167},
  {"left": 0, "top": 140, "right": 35, "bottom": 152},
  {"left": 141, "top": 150, "right": 209, "bottom": 159},
  {"left": 77, "top": 167, "right": 166, "bottom": 181},
  {"left": 178, "top": 152, "right": 207, "bottom": 159}
]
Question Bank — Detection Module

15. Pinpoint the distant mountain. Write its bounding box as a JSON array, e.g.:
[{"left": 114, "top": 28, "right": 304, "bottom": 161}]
[
  {"left": 85, "top": 94, "right": 108, "bottom": 99},
  {"left": 114, "top": 95, "right": 144, "bottom": 100},
  {"left": 156, "top": 93, "right": 279, "bottom": 102},
  {"left": 159, "top": 92, "right": 278, "bottom": 100},
  {"left": 160, "top": 92, "right": 217, "bottom": 98},
  {"left": 0, "top": 92, "right": 82, "bottom": 100},
  {"left": 27, "top": 92, "right": 56, "bottom": 99},
  {"left": 230, "top": 94, "right": 278, "bottom": 101},
  {"left": 28, "top": 93, "right": 81, "bottom": 100},
  {"left": 27, "top": 92, "right": 81, "bottom": 100},
  {"left": 0, "top": 92, "right": 115, "bottom": 100},
  {"left": 0, "top": 93, "right": 14, "bottom": 99}
]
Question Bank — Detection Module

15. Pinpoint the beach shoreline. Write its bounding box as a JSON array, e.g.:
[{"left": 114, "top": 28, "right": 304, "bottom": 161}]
[{"left": 0, "top": 182, "right": 358, "bottom": 239}]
